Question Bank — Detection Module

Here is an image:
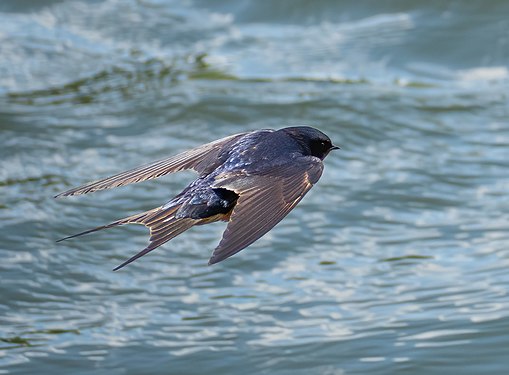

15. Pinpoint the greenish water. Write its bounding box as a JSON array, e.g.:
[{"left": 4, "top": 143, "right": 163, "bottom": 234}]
[{"left": 1, "top": 1, "right": 508, "bottom": 374}]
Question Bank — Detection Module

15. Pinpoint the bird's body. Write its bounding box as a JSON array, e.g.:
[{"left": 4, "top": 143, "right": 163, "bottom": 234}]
[{"left": 56, "top": 126, "right": 338, "bottom": 270}]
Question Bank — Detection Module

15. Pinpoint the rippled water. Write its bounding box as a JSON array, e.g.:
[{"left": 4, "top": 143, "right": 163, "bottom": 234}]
[{"left": 1, "top": 1, "right": 509, "bottom": 374}]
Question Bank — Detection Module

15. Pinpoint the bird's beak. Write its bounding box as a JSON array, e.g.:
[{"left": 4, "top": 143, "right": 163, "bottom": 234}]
[{"left": 331, "top": 145, "right": 340, "bottom": 150}]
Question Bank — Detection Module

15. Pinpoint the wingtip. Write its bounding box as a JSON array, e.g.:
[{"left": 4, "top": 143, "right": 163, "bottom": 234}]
[
  {"left": 54, "top": 189, "right": 71, "bottom": 198},
  {"left": 54, "top": 191, "right": 75, "bottom": 198},
  {"left": 207, "top": 256, "right": 221, "bottom": 266},
  {"left": 54, "top": 193, "right": 71, "bottom": 199}
]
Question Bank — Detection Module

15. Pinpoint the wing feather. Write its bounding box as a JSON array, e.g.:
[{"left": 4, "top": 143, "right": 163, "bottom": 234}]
[
  {"left": 55, "top": 132, "right": 247, "bottom": 197},
  {"left": 208, "top": 157, "right": 323, "bottom": 265}
]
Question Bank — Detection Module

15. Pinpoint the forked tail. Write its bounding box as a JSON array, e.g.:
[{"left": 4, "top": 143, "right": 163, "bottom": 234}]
[{"left": 57, "top": 205, "right": 196, "bottom": 271}]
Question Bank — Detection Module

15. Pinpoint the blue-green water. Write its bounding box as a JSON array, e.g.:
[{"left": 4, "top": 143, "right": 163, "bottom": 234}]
[{"left": 1, "top": 1, "right": 508, "bottom": 374}]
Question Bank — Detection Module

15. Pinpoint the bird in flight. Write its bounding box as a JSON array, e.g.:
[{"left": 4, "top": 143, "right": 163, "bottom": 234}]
[{"left": 55, "top": 126, "right": 338, "bottom": 270}]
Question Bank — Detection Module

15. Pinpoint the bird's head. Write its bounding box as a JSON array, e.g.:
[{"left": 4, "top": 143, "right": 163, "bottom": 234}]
[{"left": 281, "top": 126, "right": 340, "bottom": 160}]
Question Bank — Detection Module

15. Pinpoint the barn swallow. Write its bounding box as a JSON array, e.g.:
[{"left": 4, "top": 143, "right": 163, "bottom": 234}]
[{"left": 55, "top": 126, "right": 338, "bottom": 270}]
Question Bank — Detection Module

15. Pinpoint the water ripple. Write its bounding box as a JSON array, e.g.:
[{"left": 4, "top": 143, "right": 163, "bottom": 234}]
[{"left": 1, "top": 0, "right": 509, "bottom": 374}]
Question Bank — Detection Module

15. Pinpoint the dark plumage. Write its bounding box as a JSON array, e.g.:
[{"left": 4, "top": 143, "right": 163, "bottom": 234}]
[{"left": 55, "top": 126, "right": 338, "bottom": 270}]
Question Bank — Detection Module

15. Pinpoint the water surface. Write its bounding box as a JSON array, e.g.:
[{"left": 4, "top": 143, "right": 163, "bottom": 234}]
[{"left": 1, "top": 1, "right": 508, "bottom": 374}]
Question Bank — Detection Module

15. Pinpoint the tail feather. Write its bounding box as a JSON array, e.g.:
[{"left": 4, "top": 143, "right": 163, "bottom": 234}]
[
  {"left": 56, "top": 207, "right": 162, "bottom": 243},
  {"left": 113, "top": 216, "right": 195, "bottom": 271},
  {"left": 57, "top": 205, "right": 197, "bottom": 270}
]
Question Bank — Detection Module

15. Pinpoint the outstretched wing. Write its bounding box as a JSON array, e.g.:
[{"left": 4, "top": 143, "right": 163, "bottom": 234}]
[
  {"left": 55, "top": 132, "right": 248, "bottom": 197},
  {"left": 208, "top": 156, "right": 324, "bottom": 265}
]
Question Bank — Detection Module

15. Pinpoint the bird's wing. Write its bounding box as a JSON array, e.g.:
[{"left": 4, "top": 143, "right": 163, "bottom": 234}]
[
  {"left": 55, "top": 132, "right": 248, "bottom": 197},
  {"left": 208, "top": 156, "right": 324, "bottom": 265}
]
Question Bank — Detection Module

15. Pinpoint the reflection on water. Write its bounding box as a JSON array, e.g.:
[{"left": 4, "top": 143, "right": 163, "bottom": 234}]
[{"left": 1, "top": 0, "right": 508, "bottom": 374}]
